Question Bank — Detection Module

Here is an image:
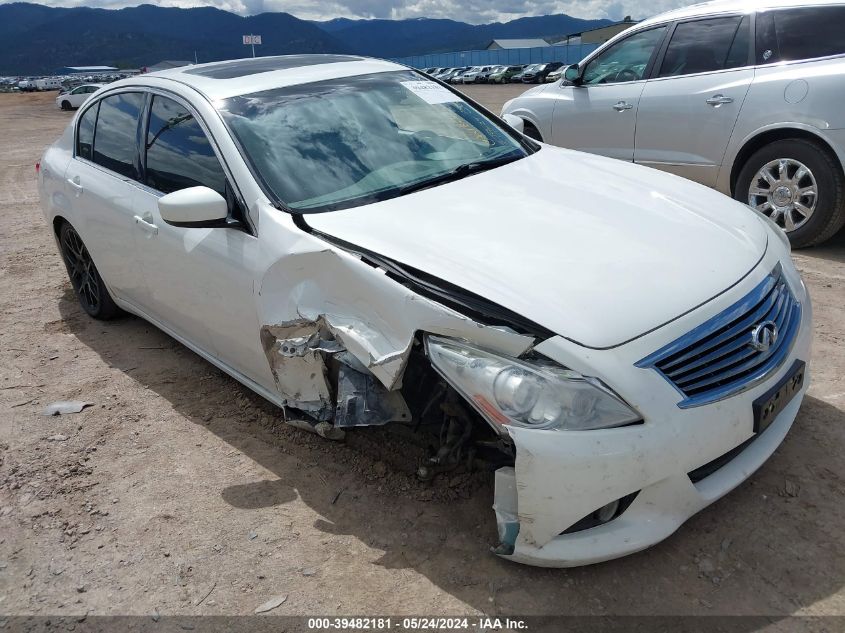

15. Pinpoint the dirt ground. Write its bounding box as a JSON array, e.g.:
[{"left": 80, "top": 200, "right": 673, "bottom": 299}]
[{"left": 1, "top": 88, "right": 844, "bottom": 623}]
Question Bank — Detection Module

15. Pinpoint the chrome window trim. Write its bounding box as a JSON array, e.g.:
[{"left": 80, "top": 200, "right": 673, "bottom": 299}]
[
  {"left": 644, "top": 64, "right": 756, "bottom": 83},
  {"left": 755, "top": 51, "right": 845, "bottom": 67}
]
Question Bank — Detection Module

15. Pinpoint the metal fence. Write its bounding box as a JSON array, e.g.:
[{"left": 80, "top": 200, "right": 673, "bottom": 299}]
[{"left": 391, "top": 44, "right": 600, "bottom": 69}]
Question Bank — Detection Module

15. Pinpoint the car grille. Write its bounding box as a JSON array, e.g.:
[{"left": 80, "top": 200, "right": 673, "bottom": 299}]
[{"left": 636, "top": 264, "right": 801, "bottom": 408}]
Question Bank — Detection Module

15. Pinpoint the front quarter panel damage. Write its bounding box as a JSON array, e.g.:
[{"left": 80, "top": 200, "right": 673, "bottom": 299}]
[{"left": 256, "top": 242, "right": 534, "bottom": 424}]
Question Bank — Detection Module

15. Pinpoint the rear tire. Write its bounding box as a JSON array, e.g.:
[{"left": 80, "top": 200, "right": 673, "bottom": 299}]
[
  {"left": 735, "top": 138, "right": 845, "bottom": 248},
  {"left": 61, "top": 100, "right": 71, "bottom": 110},
  {"left": 58, "top": 222, "right": 122, "bottom": 319}
]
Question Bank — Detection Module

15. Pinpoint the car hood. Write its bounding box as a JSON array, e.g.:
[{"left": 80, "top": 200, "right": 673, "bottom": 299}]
[{"left": 305, "top": 148, "right": 768, "bottom": 349}]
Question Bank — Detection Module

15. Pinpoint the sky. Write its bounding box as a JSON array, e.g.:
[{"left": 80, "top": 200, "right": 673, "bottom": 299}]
[{"left": 0, "top": 0, "right": 693, "bottom": 23}]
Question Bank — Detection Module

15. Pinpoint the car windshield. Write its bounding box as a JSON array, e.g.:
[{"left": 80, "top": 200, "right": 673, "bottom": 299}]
[{"left": 219, "top": 70, "right": 531, "bottom": 213}]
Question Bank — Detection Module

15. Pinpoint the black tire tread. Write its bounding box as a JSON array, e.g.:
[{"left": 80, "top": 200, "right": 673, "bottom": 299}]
[
  {"left": 58, "top": 222, "right": 122, "bottom": 320},
  {"left": 736, "top": 138, "right": 845, "bottom": 248}
]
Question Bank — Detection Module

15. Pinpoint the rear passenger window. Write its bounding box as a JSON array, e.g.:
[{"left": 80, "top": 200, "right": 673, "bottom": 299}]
[
  {"left": 76, "top": 103, "right": 98, "bottom": 161},
  {"left": 759, "top": 6, "right": 845, "bottom": 63},
  {"left": 659, "top": 16, "right": 749, "bottom": 77},
  {"left": 144, "top": 95, "right": 227, "bottom": 196},
  {"left": 92, "top": 92, "right": 144, "bottom": 179}
]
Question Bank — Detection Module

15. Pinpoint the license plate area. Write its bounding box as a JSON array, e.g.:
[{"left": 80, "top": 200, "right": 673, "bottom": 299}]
[{"left": 753, "top": 360, "right": 805, "bottom": 434}]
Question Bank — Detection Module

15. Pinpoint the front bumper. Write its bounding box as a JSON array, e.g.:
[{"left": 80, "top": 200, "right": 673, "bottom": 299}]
[{"left": 495, "top": 249, "right": 812, "bottom": 567}]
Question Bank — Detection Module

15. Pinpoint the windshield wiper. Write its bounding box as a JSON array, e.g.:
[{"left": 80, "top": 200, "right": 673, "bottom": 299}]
[{"left": 396, "top": 153, "right": 522, "bottom": 196}]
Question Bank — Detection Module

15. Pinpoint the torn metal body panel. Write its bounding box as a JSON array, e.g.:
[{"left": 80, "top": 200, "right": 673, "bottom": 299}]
[
  {"left": 256, "top": 238, "right": 535, "bottom": 397},
  {"left": 259, "top": 319, "right": 338, "bottom": 420},
  {"left": 255, "top": 238, "right": 532, "bottom": 431},
  {"left": 334, "top": 364, "right": 411, "bottom": 428}
]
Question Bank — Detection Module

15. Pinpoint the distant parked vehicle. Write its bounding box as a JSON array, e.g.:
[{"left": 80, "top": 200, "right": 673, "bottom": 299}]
[
  {"left": 459, "top": 66, "right": 493, "bottom": 84},
  {"left": 35, "top": 77, "right": 63, "bottom": 91},
  {"left": 544, "top": 67, "right": 566, "bottom": 83},
  {"left": 502, "top": 0, "right": 845, "bottom": 247},
  {"left": 17, "top": 79, "right": 36, "bottom": 92},
  {"left": 477, "top": 66, "right": 506, "bottom": 83},
  {"left": 438, "top": 66, "right": 469, "bottom": 84},
  {"left": 520, "top": 62, "right": 563, "bottom": 83},
  {"left": 56, "top": 84, "right": 103, "bottom": 110},
  {"left": 509, "top": 65, "right": 538, "bottom": 83},
  {"left": 489, "top": 65, "right": 525, "bottom": 83}
]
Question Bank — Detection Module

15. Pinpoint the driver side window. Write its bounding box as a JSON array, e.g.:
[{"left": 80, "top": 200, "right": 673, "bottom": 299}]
[{"left": 582, "top": 26, "right": 668, "bottom": 85}]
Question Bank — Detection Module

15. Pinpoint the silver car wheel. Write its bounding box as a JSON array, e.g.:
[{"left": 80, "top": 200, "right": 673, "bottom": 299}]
[{"left": 748, "top": 158, "right": 817, "bottom": 232}]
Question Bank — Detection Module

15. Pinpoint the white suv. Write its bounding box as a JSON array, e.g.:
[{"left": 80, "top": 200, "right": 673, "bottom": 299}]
[{"left": 502, "top": 0, "right": 845, "bottom": 247}]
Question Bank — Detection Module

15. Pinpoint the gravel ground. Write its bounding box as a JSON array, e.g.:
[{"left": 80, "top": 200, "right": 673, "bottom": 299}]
[{"left": 0, "top": 88, "right": 844, "bottom": 623}]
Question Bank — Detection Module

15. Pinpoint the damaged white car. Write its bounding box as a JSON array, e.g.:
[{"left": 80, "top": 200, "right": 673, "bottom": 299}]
[{"left": 38, "top": 55, "right": 812, "bottom": 567}]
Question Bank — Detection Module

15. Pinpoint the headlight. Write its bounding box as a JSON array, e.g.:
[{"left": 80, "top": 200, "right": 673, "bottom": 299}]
[
  {"left": 425, "top": 335, "right": 641, "bottom": 433},
  {"left": 748, "top": 204, "right": 791, "bottom": 252}
]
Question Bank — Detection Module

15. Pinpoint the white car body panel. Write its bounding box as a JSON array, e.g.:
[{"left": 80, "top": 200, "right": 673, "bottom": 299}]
[
  {"left": 550, "top": 80, "right": 647, "bottom": 161},
  {"left": 38, "top": 55, "right": 812, "bottom": 567},
  {"left": 307, "top": 148, "right": 768, "bottom": 349},
  {"left": 635, "top": 67, "right": 754, "bottom": 187},
  {"left": 716, "top": 55, "right": 845, "bottom": 194},
  {"left": 501, "top": 238, "right": 811, "bottom": 564}
]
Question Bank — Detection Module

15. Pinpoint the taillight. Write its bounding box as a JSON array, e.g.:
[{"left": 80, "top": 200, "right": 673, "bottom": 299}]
[{"left": 35, "top": 161, "right": 40, "bottom": 174}]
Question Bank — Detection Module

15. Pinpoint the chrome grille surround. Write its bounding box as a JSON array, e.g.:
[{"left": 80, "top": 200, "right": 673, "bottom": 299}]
[{"left": 636, "top": 264, "right": 802, "bottom": 409}]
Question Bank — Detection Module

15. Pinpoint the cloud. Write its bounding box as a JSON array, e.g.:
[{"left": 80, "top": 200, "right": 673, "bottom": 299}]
[{"left": 0, "top": 0, "right": 691, "bottom": 22}]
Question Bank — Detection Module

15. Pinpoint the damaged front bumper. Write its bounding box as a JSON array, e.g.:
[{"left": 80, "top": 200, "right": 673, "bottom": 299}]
[{"left": 492, "top": 264, "right": 812, "bottom": 567}]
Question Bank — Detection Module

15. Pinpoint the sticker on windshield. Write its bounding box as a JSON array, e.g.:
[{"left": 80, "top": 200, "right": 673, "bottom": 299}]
[{"left": 401, "top": 81, "right": 462, "bottom": 104}]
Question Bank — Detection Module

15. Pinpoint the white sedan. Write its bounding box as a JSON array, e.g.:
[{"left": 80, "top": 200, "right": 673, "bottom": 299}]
[
  {"left": 38, "top": 55, "right": 811, "bottom": 567},
  {"left": 56, "top": 83, "right": 103, "bottom": 110}
]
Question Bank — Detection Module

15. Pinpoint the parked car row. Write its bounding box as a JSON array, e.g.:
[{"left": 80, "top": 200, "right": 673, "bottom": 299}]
[
  {"left": 3, "top": 73, "right": 134, "bottom": 95},
  {"left": 502, "top": 0, "right": 845, "bottom": 248},
  {"left": 421, "top": 63, "right": 565, "bottom": 84},
  {"left": 39, "top": 51, "right": 812, "bottom": 569}
]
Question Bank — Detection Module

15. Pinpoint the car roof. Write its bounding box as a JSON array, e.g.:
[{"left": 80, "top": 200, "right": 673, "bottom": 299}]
[
  {"left": 136, "top": 54, "right": 408, "bottom": 100},
  {"left": 641, "top": 0, "right": 844, "bottom": 26}
]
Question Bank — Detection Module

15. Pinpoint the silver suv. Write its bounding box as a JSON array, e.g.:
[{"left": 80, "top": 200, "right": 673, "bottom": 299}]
[{"left": 502, "top": 0, "right": 845, "bottom": 247}]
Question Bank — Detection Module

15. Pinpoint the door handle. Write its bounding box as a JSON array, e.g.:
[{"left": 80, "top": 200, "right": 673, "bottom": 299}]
[
  {"left": 612, "top": 101, "right": 634, "bottom": 112},
  {"left": 134, "top": 213, "right": 159, "bottom": 236},
  {"left": 706, "top": 94, "right": 734, "bottom": 106},
  {"left": 67, "top": 176, "right": 83, "bottom": 196}
]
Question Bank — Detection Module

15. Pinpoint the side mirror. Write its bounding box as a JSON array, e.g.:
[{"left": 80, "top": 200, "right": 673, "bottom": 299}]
[
  {"left": 502, "top": 113, "right": 525, "bottom": 134},
  {"left": 158, "top": 186, "right": 228, "bottom": 227},
  {"left": 564, "top": 64, "right": 582, "bottom": 85}
]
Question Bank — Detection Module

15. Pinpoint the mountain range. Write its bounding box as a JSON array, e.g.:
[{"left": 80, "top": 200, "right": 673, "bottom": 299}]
[{"left": 0, "top": 2, "right": 611, "bottom": 75}]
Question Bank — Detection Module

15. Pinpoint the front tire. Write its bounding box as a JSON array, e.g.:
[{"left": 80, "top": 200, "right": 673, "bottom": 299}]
[
  {"left": 58, "top": 222, "right": 122, "bottom": 319},
  {"left": 522, "top": 121, "right": 542, "bottom": 142},
  {"left": 61, "top": 100, "right": 72, "bottom": 110},
  {"left": 735, "top": 138, "right": 845, "bottom": 248}
]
